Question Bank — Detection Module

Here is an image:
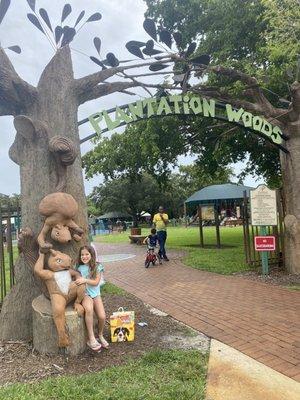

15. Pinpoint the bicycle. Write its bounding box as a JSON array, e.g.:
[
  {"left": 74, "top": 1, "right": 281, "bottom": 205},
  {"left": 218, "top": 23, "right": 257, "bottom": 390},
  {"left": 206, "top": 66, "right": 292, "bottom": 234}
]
[{"left": 144, "top": 247, "right": 161, "bottom": 268}]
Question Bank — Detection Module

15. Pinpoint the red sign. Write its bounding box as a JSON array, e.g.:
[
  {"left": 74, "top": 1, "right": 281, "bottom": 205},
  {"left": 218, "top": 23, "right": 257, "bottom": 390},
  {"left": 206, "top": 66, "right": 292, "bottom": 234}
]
[{"left": 254, "top": 236, "right": 276, "bottom": 251}]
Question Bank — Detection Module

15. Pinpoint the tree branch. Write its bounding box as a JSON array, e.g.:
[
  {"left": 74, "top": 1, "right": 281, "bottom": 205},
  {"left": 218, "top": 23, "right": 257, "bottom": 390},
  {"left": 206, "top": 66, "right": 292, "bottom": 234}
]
[
  {"left": 265, "top": 116, "right": 285, "bottom": 130},
  {"left": 190, "top": 85, "right": 267, "bottom": 114},
  {"left": 78, "top": 78, "right": 180, "bottom": 105},
  {"left": 0, "top": 47, "right": 38, "bottom": 115},
  {"left": 121, "top": 71, "right": 152, "bottom": 97},
  {"left": 126, "top": 71, "right": 173, "bottom": 78},
  {"left": 75, "top": 58, "right": 173, "bottom": 100},
  {"left": 209, "top": 65, "right": 257, "bottom": 86},
  {"left": 206, "top": 65, "right": 285, "bottom": 119},
  {"left": 78, "top": 81, "right": 140, "bottom": 104}
]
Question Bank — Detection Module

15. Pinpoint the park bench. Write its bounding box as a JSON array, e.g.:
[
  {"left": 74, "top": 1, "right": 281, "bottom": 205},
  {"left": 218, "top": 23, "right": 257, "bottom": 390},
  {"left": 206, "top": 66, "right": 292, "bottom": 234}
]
[
  {"left": 129, "top": 235, "right": 147, "bottom": 245},
  {"left": 223, "top": 219, "right": 243, "bottom": 227}
]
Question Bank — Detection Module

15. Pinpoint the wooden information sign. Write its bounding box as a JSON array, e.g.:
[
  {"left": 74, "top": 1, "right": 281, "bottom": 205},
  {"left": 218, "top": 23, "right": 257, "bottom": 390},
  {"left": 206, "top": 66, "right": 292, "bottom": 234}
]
[{"left": 250, "top": 185, "right": 277, "bottom": 226}]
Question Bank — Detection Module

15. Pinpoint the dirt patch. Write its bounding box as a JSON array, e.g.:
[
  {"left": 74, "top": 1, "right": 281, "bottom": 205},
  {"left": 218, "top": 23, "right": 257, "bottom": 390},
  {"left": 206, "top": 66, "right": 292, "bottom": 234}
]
[
  {"left": 0, "top": 293, "right": 209, "bottom": 386},
  {"left": 162, "top": 332, "right": 209, "bottom": 351}
]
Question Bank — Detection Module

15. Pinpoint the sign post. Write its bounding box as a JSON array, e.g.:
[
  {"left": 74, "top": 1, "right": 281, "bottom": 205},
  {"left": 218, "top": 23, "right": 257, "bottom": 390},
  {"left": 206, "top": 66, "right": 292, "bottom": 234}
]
[
  {"left": 261, "top": 227, "right": 269, "bottom": 276},
  {"left": 250, "top": 185, "right": 277, "bottom": 276}
]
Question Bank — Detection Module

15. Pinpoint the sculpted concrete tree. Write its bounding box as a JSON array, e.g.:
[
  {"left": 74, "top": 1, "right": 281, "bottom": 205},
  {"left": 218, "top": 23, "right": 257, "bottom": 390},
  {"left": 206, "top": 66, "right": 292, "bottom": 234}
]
[{"left": 0, "top": 1, "right": 175, "bottom": 340}]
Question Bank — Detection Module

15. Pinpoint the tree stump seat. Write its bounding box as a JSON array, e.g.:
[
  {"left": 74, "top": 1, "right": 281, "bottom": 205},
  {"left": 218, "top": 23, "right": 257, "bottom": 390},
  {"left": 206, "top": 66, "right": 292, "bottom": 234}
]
[
  {"left": 128, "top": 235, "right": 147, "bottom": 245},
  {"left": 32, "top": 295, "right": 86, "bottom": 355}
]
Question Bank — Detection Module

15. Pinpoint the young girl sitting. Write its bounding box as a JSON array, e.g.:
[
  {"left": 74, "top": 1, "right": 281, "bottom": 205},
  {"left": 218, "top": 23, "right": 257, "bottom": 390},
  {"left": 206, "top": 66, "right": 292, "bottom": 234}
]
[{"left": 75, "top": 245, "right": 109, "bottom": 352}]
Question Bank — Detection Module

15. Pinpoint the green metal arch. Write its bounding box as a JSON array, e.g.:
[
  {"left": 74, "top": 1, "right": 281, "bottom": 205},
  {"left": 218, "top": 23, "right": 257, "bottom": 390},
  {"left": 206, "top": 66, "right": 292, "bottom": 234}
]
[{"left": 79, "top": 94, "right": 288, "bottom": 153}]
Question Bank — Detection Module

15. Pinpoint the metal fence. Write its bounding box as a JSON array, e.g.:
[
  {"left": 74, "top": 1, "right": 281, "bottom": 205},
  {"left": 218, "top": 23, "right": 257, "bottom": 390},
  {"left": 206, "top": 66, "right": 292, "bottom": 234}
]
[{"left": 0, "top": 208, "right": 20, "bottom": 306}]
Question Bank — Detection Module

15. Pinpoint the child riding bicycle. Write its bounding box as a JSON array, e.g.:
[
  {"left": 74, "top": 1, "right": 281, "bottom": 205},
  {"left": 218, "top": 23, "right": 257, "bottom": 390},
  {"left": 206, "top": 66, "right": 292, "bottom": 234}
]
[{"left": 143, "top": 228, "right": 162, "bottom": 268}]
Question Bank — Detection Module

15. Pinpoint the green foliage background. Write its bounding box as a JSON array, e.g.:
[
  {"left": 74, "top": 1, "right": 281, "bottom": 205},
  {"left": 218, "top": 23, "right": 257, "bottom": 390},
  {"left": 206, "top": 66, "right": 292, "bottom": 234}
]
[{"left": 84, "top": 0, "right": 300, "bottom": 216}]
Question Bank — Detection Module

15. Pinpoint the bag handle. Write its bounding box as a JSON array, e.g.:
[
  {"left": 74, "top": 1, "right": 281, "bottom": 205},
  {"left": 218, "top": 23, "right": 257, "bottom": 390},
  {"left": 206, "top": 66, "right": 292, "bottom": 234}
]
[{"left": 117, "top": 307, "right": 125, "bottom": 312}]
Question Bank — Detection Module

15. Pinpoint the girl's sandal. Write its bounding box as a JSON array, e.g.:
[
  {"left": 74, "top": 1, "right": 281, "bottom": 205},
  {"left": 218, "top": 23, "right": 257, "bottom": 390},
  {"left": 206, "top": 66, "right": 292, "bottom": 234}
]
[
  {"left": 87, "top": 341, "right": 102, "bottom": 352},
  {"left": 98, "top": 336, "right": 109, "bottom": 349}
]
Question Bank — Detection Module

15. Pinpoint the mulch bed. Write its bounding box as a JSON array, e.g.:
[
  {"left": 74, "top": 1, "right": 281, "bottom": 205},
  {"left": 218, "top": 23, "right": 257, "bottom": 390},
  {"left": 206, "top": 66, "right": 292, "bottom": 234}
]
[
  {"left": 234, "top": 265, "right": 300, "bottom": 287},
  {"left": 0, "top": 292, "right": 204, "bottom": 387}
]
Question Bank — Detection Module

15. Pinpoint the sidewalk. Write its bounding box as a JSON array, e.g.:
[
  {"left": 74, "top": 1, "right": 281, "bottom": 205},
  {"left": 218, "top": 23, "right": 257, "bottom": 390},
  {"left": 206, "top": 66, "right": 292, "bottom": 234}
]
[
  {"left": 96, "top": 242, "right": 300, "bottom": 382},
  {"left": 206, "top": 340, "right": 300, "bottom": 400}
]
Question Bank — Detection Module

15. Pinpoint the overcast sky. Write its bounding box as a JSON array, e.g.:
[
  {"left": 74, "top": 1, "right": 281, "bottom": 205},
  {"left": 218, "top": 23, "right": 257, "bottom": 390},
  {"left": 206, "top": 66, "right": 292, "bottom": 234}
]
[{"left": 0, "top": 0, "right": 263, "bottom": 196}]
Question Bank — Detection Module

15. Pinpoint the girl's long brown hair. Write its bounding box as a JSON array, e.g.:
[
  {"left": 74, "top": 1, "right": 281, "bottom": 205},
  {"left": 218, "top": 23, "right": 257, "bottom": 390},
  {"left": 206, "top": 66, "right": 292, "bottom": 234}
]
[{"left": 77, "top": 245, "right": 97, "bottom": 279}]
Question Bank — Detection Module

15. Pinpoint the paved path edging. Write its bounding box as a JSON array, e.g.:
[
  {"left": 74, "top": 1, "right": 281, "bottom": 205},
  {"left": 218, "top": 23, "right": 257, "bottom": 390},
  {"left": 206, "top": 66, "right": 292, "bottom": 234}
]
[{"left": 206, "top": 340, "right": 300, "bottom": 400}]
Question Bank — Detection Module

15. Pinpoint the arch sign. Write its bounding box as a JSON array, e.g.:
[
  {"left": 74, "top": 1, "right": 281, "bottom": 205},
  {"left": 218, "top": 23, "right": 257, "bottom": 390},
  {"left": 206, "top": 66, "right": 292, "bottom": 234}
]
[{"left": 84, "top": 94, "right": 287, "bottom": 152}]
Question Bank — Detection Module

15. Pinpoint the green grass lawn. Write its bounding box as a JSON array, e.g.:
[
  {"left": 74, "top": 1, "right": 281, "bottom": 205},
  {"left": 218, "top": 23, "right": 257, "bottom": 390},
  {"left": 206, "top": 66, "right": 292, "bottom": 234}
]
[
  {"left": 285, "top": 285, "right": 300, "bottom": 291},
  {"left": 0, "top": 350, "right": 207, "bottom": 400},
  {"left": 101, "top": 281, "right": 127, "bottom": 295},
  {"left": 95, "top": 226, "right": 252, "bottom": 275}
]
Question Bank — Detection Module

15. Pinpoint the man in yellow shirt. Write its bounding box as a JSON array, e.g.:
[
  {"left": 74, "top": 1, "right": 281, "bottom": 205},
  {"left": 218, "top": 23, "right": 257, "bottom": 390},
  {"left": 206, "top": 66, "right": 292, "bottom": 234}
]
[{"left": 153, "top": 206, "right": 169, "bottom": 261}]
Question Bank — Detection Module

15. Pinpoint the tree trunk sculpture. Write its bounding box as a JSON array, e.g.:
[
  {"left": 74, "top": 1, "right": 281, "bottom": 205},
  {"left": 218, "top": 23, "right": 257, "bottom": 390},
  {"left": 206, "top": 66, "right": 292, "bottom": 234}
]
[
  {"left": 0, "top": 45, "right": 155, "bottom": 340},
  {"left": 0, "top": 46, "right": 82, "bottom": 339}
]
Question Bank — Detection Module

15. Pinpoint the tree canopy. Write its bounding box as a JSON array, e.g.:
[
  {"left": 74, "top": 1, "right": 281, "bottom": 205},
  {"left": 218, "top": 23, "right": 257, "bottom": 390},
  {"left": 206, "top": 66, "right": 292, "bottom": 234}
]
[
  {"left": 83, "top": 0, "right": 299, "bottom": 187},
  {"left": 145, "top": 0, "right": 299, "bottom": 77},
  {"left": 0, "top": 194, "right": 20, "bottom": 212},
  {"left": 83, "top": 117, "right": 187, "bottom": 184},
  {"left": 88, "top": 164, "right": 232, "bottom": 220},
  {"left": 140, "top": 0, "right": 299, "bottom": 185}
]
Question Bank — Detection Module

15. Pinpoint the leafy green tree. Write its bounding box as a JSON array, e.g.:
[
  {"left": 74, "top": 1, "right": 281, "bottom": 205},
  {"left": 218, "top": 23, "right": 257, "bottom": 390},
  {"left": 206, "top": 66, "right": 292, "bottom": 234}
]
[
  {"left": 145, "top": 0, "right": 298, "bottom": 74},
  {"left": 261, "top": 0, "right": 300, "bottom": 85},
  {"left": 88, "top": 164, "right": 231, "bottom": 224},
  {"left": 84, "top": 0, "right": 298, "bottom": 188},
  {"left": 145, "top": 0, "right": 266, "bottom": 66},
  {"left": 89, "top": 174, "right": 166, "bottom": 226},
  {"left": 83, "top": 117, "right": 188, "bottom": 184},
  {"left": 175, "top": 164, "right": 233, "bottom": 196},
  {"left": 83, "top": 114, "right": 233, "bottom": 186},
  {"left": 86, "top": 197, "right": 102, "bottom": 217},
  {"left": 0, "top": 193, "right": 20, "bottom": 211},
  {"left": 143, "top": 0, "right": 299, "bottom": 185}
]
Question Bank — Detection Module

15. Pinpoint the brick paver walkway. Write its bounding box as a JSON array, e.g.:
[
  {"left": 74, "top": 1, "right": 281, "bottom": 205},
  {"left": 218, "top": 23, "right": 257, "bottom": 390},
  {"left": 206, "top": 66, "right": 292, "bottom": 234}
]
[{"left": 96, "top": 242, "right": 300, "bottom": 382}]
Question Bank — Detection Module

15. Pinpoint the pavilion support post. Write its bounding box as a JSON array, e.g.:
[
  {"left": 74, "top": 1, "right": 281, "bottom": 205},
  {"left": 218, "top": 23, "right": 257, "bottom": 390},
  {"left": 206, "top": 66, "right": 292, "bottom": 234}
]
[
  {"left": 243, "top": 190, "right": 251, "bottom": 264},
  {"left": 184, "top": 203, "right": 188, "bottom": 228},
  {"left": 198, "top": 205, "right": 204, "bottom": 247},
  {"left": 214, "top": 206, "right": 221, "bottom": 248}
]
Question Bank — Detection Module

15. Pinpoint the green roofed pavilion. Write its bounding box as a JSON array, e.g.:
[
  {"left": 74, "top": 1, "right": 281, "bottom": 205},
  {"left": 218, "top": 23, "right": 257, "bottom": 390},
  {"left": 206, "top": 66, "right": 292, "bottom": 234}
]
[
  {"left": 185, "top": 183, "right": 254, "bottom": 248},
  {"left": 185, "top": 183, "right": 254, "bottom": 206}
]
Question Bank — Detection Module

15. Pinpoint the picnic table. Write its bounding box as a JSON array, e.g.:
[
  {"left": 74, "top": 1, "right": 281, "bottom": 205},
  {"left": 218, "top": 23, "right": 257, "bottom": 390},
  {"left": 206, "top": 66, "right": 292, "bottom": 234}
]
[
  {"left": 223, "top": 219, "right": 243, "bottom": 227},
  {"left": 129, "top": 235, "right": 147, "bottom": 245}
]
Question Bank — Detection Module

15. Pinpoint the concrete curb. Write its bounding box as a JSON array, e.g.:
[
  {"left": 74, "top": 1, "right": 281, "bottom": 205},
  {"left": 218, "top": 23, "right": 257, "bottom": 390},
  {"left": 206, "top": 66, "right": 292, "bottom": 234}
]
[{"left": 206, "top": 340, "right": 300, "bottom": 400}]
